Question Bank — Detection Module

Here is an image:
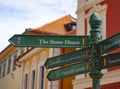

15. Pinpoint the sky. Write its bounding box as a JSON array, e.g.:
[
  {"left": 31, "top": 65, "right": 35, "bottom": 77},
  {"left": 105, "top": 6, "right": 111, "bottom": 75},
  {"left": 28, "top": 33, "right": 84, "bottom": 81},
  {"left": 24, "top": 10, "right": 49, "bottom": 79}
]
[{"left": 0, "top": 0, "right": 77, "bottom": 52}]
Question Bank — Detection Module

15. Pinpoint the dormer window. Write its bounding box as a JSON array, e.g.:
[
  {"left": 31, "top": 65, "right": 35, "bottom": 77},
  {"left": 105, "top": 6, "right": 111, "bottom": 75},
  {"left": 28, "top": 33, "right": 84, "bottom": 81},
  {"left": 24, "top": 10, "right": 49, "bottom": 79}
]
[{"left": 64, "top": 21, "right": 76, "bottom": 31}]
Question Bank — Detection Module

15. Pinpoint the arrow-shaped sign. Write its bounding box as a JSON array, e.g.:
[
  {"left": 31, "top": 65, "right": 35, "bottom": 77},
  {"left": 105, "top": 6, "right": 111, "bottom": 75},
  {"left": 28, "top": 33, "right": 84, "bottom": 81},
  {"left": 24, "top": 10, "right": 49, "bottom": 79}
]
[
  {"left": 9, "top": 34, "right": 89, "bottom": 48},
  {"left": 101, "top": 52, "right": 120, "bottom": 69},
  {"left": 47, "top": 61, "right": 88, "bottom": 81},
  {"left": 98, "top": 32, "right": 120, "bottom": 55},
  {"left": 45, "top": 47, "right": 90, "bottom": 69}
]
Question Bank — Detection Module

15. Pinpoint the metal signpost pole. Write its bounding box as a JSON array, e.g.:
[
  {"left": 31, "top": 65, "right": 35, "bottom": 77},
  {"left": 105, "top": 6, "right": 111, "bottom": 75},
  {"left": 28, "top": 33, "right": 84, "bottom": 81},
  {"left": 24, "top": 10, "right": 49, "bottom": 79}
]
[{"left": 89, "top": 12, "right": 103, "bottom": 89}]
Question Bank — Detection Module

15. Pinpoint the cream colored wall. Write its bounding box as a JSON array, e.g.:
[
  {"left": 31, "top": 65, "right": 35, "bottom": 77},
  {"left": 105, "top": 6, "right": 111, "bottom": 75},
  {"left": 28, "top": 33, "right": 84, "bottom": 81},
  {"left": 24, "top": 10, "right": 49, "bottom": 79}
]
[
  {"left": 20, "top": 48, "right": 51, "bottom": 89},
  {"left": 76, "top": 0, "right": 85, "bottom": 35},
  {"left": 76, "top": 0, "right": 105, "bottom": 35},
  {"left": 85, "top": 4, "right": 108, "bottom": 39},
  {"left": 20, "top": 48, "right": 76, "bottom": 89},
  {"left": 0, "top": 46, "right": 22, "bottom": 89},
  {"left": 0, "top": 67, "right": 21, "bottom": 89}
]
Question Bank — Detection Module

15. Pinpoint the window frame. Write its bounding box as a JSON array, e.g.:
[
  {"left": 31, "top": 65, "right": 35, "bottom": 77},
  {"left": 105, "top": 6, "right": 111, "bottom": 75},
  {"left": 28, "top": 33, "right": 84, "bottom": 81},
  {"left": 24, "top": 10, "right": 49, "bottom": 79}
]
[
  {"left": 30, "top": 67, "right": 36, "bottom": 89},
  {"left": 37, "top": 65, "right": 45, "bottom": 89},
  {"left": 7, "top": 55, "right": 12, "bottom": 74},
  {"left": 2, "top": 60, "right": 6, "bottom": 77},
  {"left": 24, "top": 73, "right": 28, "bottom": 89}
]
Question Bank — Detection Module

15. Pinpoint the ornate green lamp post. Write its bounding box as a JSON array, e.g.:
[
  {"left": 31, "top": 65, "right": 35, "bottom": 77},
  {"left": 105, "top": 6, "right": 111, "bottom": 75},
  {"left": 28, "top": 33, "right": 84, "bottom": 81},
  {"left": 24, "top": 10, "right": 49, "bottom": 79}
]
[{"left": 89, "top": 12, "right": 103, "bottom": 89}]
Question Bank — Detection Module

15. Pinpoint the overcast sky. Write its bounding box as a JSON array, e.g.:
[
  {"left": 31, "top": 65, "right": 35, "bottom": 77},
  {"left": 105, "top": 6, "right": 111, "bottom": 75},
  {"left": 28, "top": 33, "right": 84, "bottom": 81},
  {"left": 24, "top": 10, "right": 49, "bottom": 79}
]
[{"left": 0, "top": 0, "right": 77, "bottom": 52}]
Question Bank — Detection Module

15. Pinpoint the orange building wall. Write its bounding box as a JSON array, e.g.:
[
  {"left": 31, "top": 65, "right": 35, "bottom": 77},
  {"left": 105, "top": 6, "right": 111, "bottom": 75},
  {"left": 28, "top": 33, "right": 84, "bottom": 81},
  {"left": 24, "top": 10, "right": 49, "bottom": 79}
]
[
  {"left": 61, "top": 76, "right": 75, "bottom": 89},
  {"left": 59, "top": 48, "right": 75, "bottom": 89}
]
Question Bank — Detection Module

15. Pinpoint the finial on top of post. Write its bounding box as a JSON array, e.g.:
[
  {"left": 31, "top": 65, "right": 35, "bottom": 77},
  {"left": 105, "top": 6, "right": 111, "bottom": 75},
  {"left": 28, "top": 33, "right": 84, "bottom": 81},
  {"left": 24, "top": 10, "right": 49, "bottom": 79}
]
[
  {"left": 89, "top": 12, "right": 102, "bottom": 30},
  {"left": 89, "top": 12, "right": 102, "bottom": 44}
]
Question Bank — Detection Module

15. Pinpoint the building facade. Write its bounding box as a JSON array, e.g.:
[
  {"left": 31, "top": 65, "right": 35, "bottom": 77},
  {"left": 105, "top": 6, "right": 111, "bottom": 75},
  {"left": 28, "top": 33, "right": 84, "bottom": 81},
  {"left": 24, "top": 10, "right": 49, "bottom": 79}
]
[
  {"left": 72, "top": 0, "right": 120, "bottom": 89},
  {"left": 14, "top": 15, "right": 77, "bottom": 89},
  {"left": 0, "top": 1, "right": 120, "bottom": 89},
  {"left": 0, "top": 45, "right": 28, "bottom": 89},
  {"left": 0, "top": 15, "right": 77, "bottom": 89}
]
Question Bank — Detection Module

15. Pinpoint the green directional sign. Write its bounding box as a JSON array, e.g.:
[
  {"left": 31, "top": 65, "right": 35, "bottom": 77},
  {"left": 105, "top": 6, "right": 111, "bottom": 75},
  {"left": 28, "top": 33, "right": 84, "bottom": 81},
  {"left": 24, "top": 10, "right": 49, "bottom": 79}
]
[
  {"left": 101, "top": 52, "right": 120, "bottom": 69},
  {"left": 45, "top": 48, "right": 90, "bottom": 69},
  {"left": 98, "top": 32, "right": 120, "bottom": 54},
  {"left": 47, "top": 61, "right": 88, "bottom": 81},
  {"left": 9, "top": 34, "right": 89, "bottom": 48}
]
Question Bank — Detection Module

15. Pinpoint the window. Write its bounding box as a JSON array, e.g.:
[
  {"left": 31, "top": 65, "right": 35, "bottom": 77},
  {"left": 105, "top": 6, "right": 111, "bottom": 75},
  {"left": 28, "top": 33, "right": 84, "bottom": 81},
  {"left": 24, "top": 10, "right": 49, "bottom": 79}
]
[
  {"left": 0, "top": 64, "right": 1, "bottom": 78},
  {"left": 38, "top": 66, "right": 44, "bottom": 89},
  {"left": 24, "top": 74, "right": 28, "bottom": 89},
  {"left": 54, "top": 48, "right": 60, "bottom": 56},
  {"left": 64, "top": 21, "right": 76, "bottom": 31},
  {"left": 31, "top": 70, "right": 36, "bottom": 89},
  {"left": 52, "top": 81, "right": 59, "bottom": 89},
  {"left": 12, "top": 51, "right": 17, "bottom": 71},
  {"left": 7, "top": 56, "right": 11, "bottom": 74},
  {"left": 2, "top": 61, "right": 6, "bottom": 77},
  {"left": 20, "top": 48, "right": 24, "bottom": 54}
]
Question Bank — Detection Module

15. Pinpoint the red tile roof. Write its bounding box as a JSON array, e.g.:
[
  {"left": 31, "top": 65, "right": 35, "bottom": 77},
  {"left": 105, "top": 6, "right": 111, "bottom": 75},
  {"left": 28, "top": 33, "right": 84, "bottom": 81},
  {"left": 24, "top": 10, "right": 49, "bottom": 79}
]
[{"left": 27, "top": 15, "right": 76, "bottom": 35}]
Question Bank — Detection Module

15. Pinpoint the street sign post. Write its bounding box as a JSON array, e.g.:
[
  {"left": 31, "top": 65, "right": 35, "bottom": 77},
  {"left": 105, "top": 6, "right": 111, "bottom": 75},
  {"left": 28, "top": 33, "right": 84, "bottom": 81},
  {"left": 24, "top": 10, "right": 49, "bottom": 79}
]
[
  {"left": 88, "top": 12, "right": 104, "bottom": 89},
  {"left": 45, "top": 47, "right": 89, "bottom": 69},
  {"left": 9, "top": 35, "right": 89, "bottom": 48},
  {"left": 47, "top": 61, "right": 88, "bottom": 81},
  {"left": 9, "top": 12, "right": 120, "bottom": 89}
]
